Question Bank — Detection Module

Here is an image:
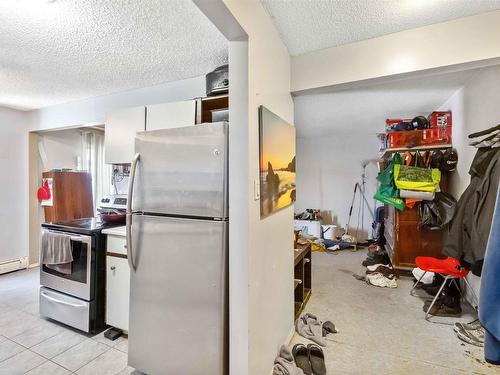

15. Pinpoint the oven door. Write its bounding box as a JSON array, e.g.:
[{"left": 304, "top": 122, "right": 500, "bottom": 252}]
[{"left": 40, "top": 230, "right": 93, "bottom": 301}]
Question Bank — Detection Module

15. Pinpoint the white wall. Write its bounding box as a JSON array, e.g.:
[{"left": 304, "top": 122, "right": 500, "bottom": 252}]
[
  {"left": 292, "top": 10, "right": 500, "bottom": 93},
  {"left": 38, "top": 128, "right": 82, "bottom": 171},
  {"left": 296, "top": 134, "right": 379, "bottom": 238},
  {"left": 28, "top": 76, "right": 206, "bottom": 131},
  {"left": 437, "top": 64, "right": 500, "bottom": 300},
  {"left": 0, "top": 107, "right": 29, "bottom": 264},
  {"left": 222, "top": 1, "right": 294, "bottom": 374},
  {"left": 293, "top": 70, "right": 471, "bottom": 238}
]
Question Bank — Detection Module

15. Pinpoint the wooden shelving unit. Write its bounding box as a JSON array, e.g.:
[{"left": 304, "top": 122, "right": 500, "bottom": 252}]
[
  {"left": 195, "top": 94, "right": 228, "bottom": 124},
  {"left": 379, "top": 144, "right": 452, "bottom": 158},
  {"left": 294, "top": 243, "right": 312, "bottom": 319},
  {"left": 378, "top": 143, "right": 452, "bottom": 269}
]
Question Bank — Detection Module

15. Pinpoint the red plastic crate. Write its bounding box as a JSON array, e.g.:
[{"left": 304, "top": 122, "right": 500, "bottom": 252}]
[
  {"left": 421, "top": 126, "right": 452, "bottom": 145},
  {"left": 387, "top": 127, "right": 452, "bottom": 148},
  {"left": 428, "top": 111, "right": 452, "bottom": 129},
  {"left": 387, "top": 130, "right": 423, "bottom": 148}
]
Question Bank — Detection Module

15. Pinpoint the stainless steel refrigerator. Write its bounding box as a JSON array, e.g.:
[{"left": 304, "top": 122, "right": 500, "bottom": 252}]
[{"left": 126, "top": 122, "right": 228, "bottom": 375}]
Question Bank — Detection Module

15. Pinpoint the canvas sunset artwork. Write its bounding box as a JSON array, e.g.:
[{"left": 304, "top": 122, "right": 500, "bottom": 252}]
[{"left": 259, "top": 106, "right": 296, "bottom": 218}]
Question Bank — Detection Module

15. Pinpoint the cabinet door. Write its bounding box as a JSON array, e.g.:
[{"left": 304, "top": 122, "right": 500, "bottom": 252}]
[
  {"left": 106, "top": 256, "right": 130, "bottom": 331},
  {"left": 395, "top": 221, "right": 421, "bottom": 268},
  {"left": 105, "top": 107, "right": 145, "bottom": 164},
  {"left": 146, "top": 101, "right": 196, "bottom": 131}
]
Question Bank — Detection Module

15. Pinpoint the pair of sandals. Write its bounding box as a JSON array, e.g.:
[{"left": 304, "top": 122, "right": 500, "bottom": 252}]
[{"left": 292, "top": 343, "right": 326, "bottom": 375}]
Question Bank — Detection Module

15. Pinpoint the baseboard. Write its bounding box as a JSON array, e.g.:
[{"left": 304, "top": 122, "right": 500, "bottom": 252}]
[
  {"left": 0, "top": 257, "right": 29, "bottom": 275},
  {"left": 28, "top": 262, "right": 40, "bottom": 269}
]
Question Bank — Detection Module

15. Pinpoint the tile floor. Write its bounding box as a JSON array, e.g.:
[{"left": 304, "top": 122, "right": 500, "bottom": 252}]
[
  {"left": 3, "top": 254, "right": 500, "bottom": 374},
  {"left": 0, "top": 268, "right": 136, "bottom": 375},
  {"left": 290, "top": 250, "right": 500, "bottom": 374}
]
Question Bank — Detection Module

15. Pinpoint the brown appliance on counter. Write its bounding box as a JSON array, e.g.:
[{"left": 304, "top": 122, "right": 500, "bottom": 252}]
[{"left": 41, "top": 171, "right": 94, "bottom": 222}]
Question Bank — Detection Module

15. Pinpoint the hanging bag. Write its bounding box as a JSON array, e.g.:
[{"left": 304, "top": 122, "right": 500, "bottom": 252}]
[
  {"left": 393, "top": 164, "right": 441, "bottom": 192},
  {"left": 419, "top": 192, "right": 457, "bottom": 230},
  {"left": 374, "top": 153, "right": 405, "bottom": 211}
]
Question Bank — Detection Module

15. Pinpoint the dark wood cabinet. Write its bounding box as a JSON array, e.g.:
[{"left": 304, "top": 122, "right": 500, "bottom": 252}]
[
  {"left": 294, "top": 244, "right": 312, "bottom": 319},
  {"left": 195, "top": 95, "right": 228, "bottom": 124},
  {"left": 384, "top": 204, "right": 445, "bottom": 269},
  {"left": 42, "top": 171, "right": 94, "bottom": 223}
]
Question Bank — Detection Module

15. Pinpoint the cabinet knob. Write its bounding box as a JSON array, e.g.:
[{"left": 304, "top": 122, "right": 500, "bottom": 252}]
[{"left": 110, "top": 266, "right": 116, "bottom": 271}]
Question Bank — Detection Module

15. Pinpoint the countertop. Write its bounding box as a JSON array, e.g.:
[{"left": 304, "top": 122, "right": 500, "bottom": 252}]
[{"left": 102, "top": 226, "right": 126, "bottom": 236}]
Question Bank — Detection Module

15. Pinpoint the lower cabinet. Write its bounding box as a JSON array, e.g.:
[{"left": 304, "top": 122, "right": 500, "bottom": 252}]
[
  {"left": 385, "top": 205, "right": 444, "bottom": 269},
  {"left": 106, "top": 255, "right": 130, "bottom": 331}
]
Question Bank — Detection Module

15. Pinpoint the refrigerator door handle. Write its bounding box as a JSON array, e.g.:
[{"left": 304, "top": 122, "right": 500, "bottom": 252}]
[{"left": 126, "top": 153, "right": 140, "bottom": 272}]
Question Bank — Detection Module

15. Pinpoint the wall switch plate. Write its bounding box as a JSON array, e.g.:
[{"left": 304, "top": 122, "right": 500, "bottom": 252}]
[{"left": 254, "top": 179, "right": 260, "bottom": 201}]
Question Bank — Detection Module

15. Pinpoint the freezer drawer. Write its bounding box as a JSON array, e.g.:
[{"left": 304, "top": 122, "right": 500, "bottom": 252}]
[
  {"left": 133, "top": 122, "right": 228, "bottom": 218},
  {"left": 39, "top": 287, "right": 91, "bottom": 333},
  {"left": 128, "top": 214, "right": 228, "bottom": 375}
]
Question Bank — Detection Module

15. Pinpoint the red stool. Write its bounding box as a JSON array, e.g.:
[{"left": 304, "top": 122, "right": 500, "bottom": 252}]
[{"left": 410, "top": 256, "right": 478, "bottom": 323}]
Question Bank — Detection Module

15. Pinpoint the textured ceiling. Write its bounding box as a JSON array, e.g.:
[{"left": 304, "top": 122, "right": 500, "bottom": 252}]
[
  {"left": 294, "top": 69, "right": 477, "bottom": 138},
  {"left": 0, "top": 0, "right": 227, "bottom": 110},
  {"left": 261, "top": 0, "right": 500, "bottom": 56}
]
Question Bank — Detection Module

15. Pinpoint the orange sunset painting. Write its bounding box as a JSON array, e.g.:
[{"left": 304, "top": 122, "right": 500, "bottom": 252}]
[{"left": 259, "top": 106, "right": 296, "bottom": 218}]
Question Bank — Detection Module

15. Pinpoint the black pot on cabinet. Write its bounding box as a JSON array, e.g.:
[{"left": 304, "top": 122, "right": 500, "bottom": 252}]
[{"left": 206, "top": 64, "right": 228, "bottom": 96}]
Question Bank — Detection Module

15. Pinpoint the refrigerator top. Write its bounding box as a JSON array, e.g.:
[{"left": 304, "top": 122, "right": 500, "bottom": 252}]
[{"left": 132, "top": 122, "right": 228, "bottom": 219}]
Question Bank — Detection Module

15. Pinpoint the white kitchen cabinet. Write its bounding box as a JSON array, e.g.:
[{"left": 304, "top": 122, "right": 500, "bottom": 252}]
[
  {"left": 106, "top": 255, "right": 130, "bottom": 331},
  {"left": 146, "top": 100, "right": 196, "bottom": 131},
  {"left": 105, "top": 106, "right": 145, "bottom": 164}
]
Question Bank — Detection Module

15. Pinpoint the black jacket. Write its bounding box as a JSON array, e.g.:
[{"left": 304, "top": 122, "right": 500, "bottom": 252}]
[{"left": 443, "top": 147, "right": 500, "bottom": 275}]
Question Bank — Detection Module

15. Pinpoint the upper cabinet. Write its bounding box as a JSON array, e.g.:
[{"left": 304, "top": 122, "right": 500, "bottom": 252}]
[
  {"left": 105, "top": 97, "right": 227, "bottom": 164},
  {"left": 146, "top": 100, "right": 197, "bottom": 131},
  {"left": 105, "top": 106, "right": 146, "bottom": 164}
]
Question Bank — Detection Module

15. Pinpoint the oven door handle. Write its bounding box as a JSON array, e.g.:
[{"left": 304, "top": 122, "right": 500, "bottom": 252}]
[
  {"left": 43, "top": 230, "right": 87, "bottom": 243},
  {"left": 126, "top": 153, "right": 140, "bottom": 272},
  {"left": 41, "top": 291, "right": 87, "bottom": 308}
]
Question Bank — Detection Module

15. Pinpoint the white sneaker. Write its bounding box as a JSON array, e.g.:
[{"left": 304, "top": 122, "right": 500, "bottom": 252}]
[
  {"left": 366, "top": 263, "right": 391, "bottom": 272},
  {"left": 411, "top": 267, "right": 434, "bottom": 284},
  {"left": 366, "top": 273, "right": 398, "bottom": 288}
]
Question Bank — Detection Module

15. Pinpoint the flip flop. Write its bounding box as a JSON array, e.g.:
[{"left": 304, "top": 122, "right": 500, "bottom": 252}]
[
  {"left": 292, "top": 343, "right": 313, "bottom": 375},
  {"left": 308, "top": 344, "right": 327, "bottom": 375}
]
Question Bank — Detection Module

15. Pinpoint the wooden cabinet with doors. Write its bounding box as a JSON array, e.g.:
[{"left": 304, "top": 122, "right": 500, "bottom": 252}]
[
  {"left": 42, "top": 171, "right": 93, "bottom": 223},
  {"left": 384, "top": 169, "right": 449, "bottom": 270},
  {"left": 384, "top": 204, "right": 445, "bottom": 269},
  {"left": 381, "top": 148, "right": 451, "bottom": 270}
]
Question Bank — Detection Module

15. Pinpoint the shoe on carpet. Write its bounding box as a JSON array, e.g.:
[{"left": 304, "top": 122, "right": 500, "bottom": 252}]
[
  {"left": 456, "top": 326, "right": 485, "bottom": 347},
  {"left": 411, "top": 267, "right": 434, "bottom": 284},
  {"left": 366, "top": 265, "right": 397, "bottom": 279},
  {"left": 368, "top": 244, "right": 382, "bottom": 253},
  {"left": 423, "top": 298, "right": 462, "bottom": 317},
  {"left": 454, "top": 318, "right": 482, "bottom": 333},
  {"left": 366, "top": 263, "right": 392, "bottom": 272},
  {"left": 421, "top": 276, "right": 460, "bottom": 297},
  {"left": 307, "top": 344, "right": 326, "bottom": 375},
  {"left": 292, "top": 344, "right": 313, "bottom": 375},
  {"left": 362, "top": 253, "right": 390, "bottom": 267},
  {"left": 366, "top": 272, "right": 397, "bottom": 288}
]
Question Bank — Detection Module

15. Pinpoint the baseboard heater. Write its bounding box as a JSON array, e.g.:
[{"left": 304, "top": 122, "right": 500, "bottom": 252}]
[{"left": 0, "top": 257, "right": 28, "bottom": 275}]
